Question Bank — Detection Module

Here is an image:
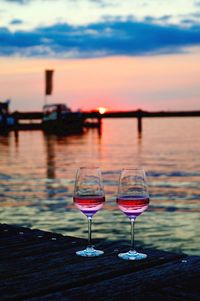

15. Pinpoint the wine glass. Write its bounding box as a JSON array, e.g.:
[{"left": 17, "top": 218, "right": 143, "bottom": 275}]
[
  {"left": 73, "top": 167, "right": 105, "bottom": 257},
  {"left": 116, "top": 168, "right": 149, "bottom": 260}
]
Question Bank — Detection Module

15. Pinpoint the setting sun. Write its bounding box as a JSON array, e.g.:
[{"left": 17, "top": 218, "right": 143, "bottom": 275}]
[{"left": 97, "top": 107, "right": 107, "bottom": 114}]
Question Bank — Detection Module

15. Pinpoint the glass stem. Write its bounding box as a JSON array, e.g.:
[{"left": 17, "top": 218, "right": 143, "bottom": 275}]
[
  {"left": 87, "top": 217, "right": 92, "bottom": 248},
  {"left": 130, "top": 218, "right": 135, "bottom": 252}
]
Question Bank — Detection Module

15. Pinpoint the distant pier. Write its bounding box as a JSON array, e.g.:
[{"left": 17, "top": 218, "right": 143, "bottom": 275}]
[
  {"left": 1, "top": 108, "right": 200, "bottom": 134},
  {"left": 0, "top": 111, "right": 102, "bottom": 132},
  {"left": 11, "top": 109, "right": 200, "bottom": 131},
  {"left": 103, "top": 109, "right": 200, "bottom": 134}
]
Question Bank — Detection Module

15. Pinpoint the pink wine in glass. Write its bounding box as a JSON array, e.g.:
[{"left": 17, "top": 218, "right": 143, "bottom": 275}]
[
  {"left": 74, "top": 195, "right": 105, "bottom": 217},
  {"left": 117, "top": 195, "right": 149, "bottom": 219}
]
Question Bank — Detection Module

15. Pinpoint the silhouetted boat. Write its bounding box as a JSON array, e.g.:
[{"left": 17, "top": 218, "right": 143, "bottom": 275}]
[{"left": 42, "top": 104, "right": 85, "bottom": 134}]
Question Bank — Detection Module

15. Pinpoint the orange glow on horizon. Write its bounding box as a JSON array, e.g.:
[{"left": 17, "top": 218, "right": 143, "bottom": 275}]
[{"left": 0, "top": 50, "right": 200, "bottom": 112}]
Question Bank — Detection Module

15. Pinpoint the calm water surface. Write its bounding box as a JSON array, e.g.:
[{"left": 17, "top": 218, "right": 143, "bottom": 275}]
[{"left": 0, "top": 118, "right": 200, "bottom": 255}]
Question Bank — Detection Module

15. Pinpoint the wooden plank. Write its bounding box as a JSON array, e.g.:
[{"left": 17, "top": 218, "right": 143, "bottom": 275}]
[
  {"left": 1, "top": 224, "right": 197, "bottom": 301},
  {"left": 151, "top": 282, "right": 200, "bottom": 301},
  {"left": 0, "top": 224, "right": 85, "bottom": 259},
  {"left": 26, "top": 256, "right": 200, "bottom": 301},
  {"left": 0, "top": 240, "right": 120, "bottom": 280},
  {"left": 0, "top": 223, "right": 66, "bottom": 238},
  {"left": 0, "top": 247, "right": 183, "bottom": 300},
  {"left": 0, "top": 224, "right": 64, "bottom": 247},
  {"left": 0, "top": 239, "right": 79, "bottom": 259}
]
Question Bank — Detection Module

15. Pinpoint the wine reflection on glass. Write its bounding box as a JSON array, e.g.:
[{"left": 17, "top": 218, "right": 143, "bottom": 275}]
[
  {"left": 73, "top": 167, "right": 105, "bottom": 257},
  {"left": 116, "top": 168, "right": 150, "bottom": 260}
]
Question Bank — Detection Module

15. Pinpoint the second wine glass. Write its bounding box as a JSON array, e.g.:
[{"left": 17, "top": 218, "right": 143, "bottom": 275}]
[
  {"left": 73, "top": 167, "right": 105, "bottom": 257},
  {"left": 116, "top": 168, "right": 150, "bottom": 260}
]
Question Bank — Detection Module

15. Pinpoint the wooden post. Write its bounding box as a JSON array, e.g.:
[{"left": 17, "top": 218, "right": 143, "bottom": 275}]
[
  {"left": 137, "top": 109, "right": 142, "bottom": 134},
  {"left": 14, "top": 129, "right": 19, "bottom": 146},
  {"left": 98, "top": 116, "right": 102, "bottom": 137},
  {"left": 98, "top": 114, "right": 102, "bottom": 126},
  {"left": 13, "top": 111, "right": 19, "bottom": 130}
]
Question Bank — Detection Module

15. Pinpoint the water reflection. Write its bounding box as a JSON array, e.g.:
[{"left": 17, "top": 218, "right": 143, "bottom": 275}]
[
  {"left": 45, "top": 134, "right": 56, "bottom": 180},
  {"left": 0, "top": 118, "right": 200, "bottom": 255},
  {"left": 44, "top": 134, "right": 56, "bottom": 198},
  {"left": 0, "top": 131, "right": 10, "bottom": 147},
  {"left": 14, "top": 130, "right": 19, "bottom": 149},
  {"left": 0, "top": 130, "right": 20, "bottom": 153},
  {"left": 43, "top": 128, "right": 102, "bottom": 199},
  {"left": 98, "top": 120, "right": 102, "bottom": 138}
]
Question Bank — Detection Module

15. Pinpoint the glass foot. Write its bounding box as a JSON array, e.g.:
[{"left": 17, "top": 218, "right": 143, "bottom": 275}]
[
  {"left": 76, "top": 246, "right": 104, "bottom": 257},
  {"left": 118, "top": 250, "right": 147, "bottom": 260}
]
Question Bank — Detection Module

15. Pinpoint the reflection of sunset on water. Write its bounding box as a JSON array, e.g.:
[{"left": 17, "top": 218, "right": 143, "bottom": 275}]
[
  {"left": 0, "top": 117, "right": 200, "bottom": 255},
  {"left": 0, "top": 201, "right": 35, "bottom": 207},
  {"left": 0, "top": 0, "right": 199, "bottom": 269}
]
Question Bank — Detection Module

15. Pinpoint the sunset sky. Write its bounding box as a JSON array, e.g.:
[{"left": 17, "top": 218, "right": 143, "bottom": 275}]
[{"left": 0, "top": 0, "right": 200, "bottom": 111}]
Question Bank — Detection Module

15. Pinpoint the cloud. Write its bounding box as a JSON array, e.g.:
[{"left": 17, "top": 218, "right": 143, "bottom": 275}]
[
  {"left": 4, "top": 0, "right": 113, "bottom": 5},
  {"left": 88, "top": 0, "right": 115, "bottom": 7},
  {"left": 0, "top": 19, "right": 200, "bottom": 58},
  {"left": 144, "top": 15, "right": 172, "bottom": 23},
  {"left": 181, "top": 18, "right": 197, "bottom": 25},
  {"left": 194, "top": 0, "right": 200, "bottom": 6},
  {"left": 5, "top": 0, "right": 29, "bottom": 4},
  {"left": 10, "top": 19, "right": 23, "bottom": 25}
]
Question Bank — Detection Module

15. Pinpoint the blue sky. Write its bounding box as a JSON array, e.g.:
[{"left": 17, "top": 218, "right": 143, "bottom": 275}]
[{"left": 1, "top": 0, "right": 200, "bottom": 58}]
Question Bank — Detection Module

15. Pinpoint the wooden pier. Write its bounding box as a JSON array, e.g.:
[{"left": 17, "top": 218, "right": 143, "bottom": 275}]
[
  {"left": 8, "top": 111, "right": 102, "bottom": 131},
  {"left": 0, "top": 223, "right": 199, "bottom": 301},
  {"left": 9, "top": 109, "right": 200, "bottom": 132},
  {"left": 1, "top": 108, "right": 200, "bottom": 133}
]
